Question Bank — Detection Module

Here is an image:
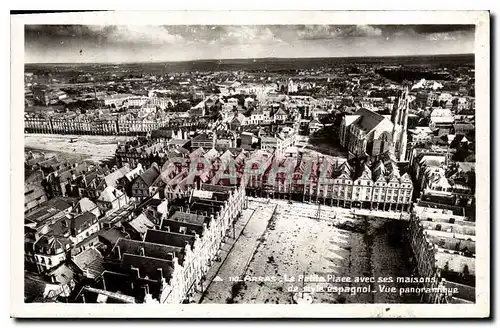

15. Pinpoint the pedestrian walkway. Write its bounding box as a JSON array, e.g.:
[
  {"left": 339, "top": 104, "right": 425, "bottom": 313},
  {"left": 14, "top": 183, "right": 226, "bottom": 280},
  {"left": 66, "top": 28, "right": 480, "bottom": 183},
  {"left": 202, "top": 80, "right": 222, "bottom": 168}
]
[
  {"left": 189, "top": 207, "right": 255, "bottom": 303},
  {"left": 198, "top": 202, "right": 277, "bottom": 303}
]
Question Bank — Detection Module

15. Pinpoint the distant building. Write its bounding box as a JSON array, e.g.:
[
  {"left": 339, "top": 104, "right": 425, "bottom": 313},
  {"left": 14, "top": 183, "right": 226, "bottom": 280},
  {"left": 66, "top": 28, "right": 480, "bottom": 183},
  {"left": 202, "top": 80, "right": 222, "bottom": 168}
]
[{"left": 430, "top": 108, "right": 455, "bottom": 135}]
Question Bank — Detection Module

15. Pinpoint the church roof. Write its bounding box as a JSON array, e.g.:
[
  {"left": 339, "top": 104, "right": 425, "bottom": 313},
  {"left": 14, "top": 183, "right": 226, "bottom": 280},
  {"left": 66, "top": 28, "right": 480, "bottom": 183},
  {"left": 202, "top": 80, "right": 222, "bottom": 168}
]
[{"left": 352, "top": 108, "right": 387, "bottom": 133}]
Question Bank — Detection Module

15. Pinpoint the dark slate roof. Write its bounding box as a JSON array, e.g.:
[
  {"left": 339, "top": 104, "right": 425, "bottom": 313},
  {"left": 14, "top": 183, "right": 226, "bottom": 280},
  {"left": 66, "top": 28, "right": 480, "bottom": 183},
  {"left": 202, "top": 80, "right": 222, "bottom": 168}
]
[
  {"left": 139, "top": 165, "right": 161, "bottom": 187},
  {"left": 161, "top": 218, "right": 205, "bottom": 237},
  {"left": 111, "top": 237, "right": 183, "bottom": 263},
  {"left": 25, "top": 170, "right": 45, "bottom": 184},
  {"left": 44, "top": 197, "right": 72, "bottom": 211},
  {"left": 200, "top": 183, "right": 235, "bottom": 194},
  {"left": 120, "top": 253, "right": 174, "bottom": 283},
  {"left": 189, "top": 200, "right": 223, "bottom": 214},
  {"left": 353, "top": 108, "right": 387, "bottom": 133},
  {"left": 97, "top": 227, "right": 130, "bottom": 246},
  {"left": 168, "top": 211, "right": 206, "bottom": 226},
  {"left": 151, "top": 129, "right": 174, "bottom": 139},
  {"left": 144, "top": 229, "right": 195, "bottom": 249},
  {"left": 71, "top": 212, "right": 97, "bottom": 232},
  {"left": 24, "top": 275, "right": 47, "bottom": 302}
]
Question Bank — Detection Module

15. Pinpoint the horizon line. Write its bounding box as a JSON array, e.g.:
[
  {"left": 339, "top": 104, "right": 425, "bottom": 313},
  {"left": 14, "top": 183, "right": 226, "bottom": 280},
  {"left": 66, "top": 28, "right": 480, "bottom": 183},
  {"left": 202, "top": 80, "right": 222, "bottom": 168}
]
[{"left": 24, "top": 52, "right": 475, "bottom": 66}]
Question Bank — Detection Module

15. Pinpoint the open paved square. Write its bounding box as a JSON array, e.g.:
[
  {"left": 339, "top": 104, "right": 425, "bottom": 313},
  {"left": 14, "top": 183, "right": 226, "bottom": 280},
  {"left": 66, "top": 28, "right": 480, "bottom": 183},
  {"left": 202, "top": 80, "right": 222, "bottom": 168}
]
[{"left": 202, "top": 197, "right": 413, "bottom": 304}]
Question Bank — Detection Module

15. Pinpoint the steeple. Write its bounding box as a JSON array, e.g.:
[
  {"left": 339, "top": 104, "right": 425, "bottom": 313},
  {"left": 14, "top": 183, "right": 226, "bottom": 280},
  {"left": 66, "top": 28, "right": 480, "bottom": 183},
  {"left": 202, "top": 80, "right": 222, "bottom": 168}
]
[
  {"left": 397, "top": 85, "right": 410, "bottom": 161},
  {"left": 389, "top": 84, "right": 410, "bottom": 162}
]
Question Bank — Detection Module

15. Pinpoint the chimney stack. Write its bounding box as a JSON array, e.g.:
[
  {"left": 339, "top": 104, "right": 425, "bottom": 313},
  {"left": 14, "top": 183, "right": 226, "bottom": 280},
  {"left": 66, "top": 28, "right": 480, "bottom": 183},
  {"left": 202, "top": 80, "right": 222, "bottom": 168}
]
[
  {"left": 157, "top": 267, "right": 164, "bottom": 281},
  {"left": 116, "top": 245, "right": 122, "bottom": 260}
]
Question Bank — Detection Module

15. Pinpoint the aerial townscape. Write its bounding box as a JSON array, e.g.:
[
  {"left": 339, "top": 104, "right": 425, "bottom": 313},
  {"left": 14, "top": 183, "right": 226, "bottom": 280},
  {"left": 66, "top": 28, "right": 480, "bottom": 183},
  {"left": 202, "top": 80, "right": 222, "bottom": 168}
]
[{"left": 23, "top": 25, "right": 476, "bottom": 305}]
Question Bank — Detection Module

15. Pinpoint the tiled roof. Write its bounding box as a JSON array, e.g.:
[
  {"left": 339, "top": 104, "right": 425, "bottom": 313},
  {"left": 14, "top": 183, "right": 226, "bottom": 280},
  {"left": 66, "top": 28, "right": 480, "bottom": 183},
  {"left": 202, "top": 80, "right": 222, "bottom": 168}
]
[{"left": 72, "top": 247, "right": 104, "bottom": 273}]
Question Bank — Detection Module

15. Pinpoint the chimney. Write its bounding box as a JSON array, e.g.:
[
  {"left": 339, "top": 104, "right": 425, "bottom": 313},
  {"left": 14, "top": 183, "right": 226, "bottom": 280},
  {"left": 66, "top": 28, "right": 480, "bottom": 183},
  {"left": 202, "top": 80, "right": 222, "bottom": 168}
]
[
  {"left": 116, "top": 246, "right": 122, "bottom": 260},
  {"left": 140, "top": 247, "right": 145, "bottom": 257},
  {"left": 157, "top": 268, "right": 164, "bottom": 281}
]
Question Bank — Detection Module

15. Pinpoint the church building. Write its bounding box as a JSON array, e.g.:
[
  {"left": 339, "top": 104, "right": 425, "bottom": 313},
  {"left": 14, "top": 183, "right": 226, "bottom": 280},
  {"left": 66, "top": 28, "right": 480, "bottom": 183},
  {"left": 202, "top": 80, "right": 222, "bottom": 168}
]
[{"left": 340, "top": 86, "right": 410, "bottom": 162}]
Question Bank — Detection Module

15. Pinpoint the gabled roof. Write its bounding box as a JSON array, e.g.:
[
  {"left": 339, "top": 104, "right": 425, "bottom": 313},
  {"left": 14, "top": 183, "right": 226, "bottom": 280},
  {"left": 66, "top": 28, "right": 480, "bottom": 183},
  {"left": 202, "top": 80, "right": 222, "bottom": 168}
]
[
  {"left": 138, "top": 165, "right": 161, "bottom": 187},
  {"left": 104, "top": 166, "right": 131, "bottom": 188},
  {"left": 75, "top": 197, "right": 98, "bottom": 214},
  {"left": 352, "top": 108, "right": 388, "bottom": 133},
  {"left": 71, "top": 211, "right": 97, "bottom": 232},
  {"left": 126, "top": 213, "right": 155, "bottom": 235},
  {"left": 98, "top": 186, "right": 125, "bottom": 203},
  {"left": 72, "top": 247, "right": 104, "bottom": 276},
  {"left": 204, "top": 148, "right": 219, "bottom": 161},
  {"left": 274, "top": 108, "right": 287, "bottom": 116}
]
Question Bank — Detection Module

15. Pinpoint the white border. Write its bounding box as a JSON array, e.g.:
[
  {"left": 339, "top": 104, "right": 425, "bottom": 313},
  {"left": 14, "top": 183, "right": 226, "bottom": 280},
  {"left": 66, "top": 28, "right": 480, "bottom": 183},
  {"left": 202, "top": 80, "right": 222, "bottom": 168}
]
[{"left": 10, "top": 10, "right": 490, "bottom": 318}]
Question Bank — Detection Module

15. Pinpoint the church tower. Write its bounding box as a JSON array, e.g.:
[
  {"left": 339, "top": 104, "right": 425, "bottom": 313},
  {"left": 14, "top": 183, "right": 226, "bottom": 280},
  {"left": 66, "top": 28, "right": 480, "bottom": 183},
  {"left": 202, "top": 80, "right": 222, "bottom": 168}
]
[{"left": 390, "top": 85, "right": 410, "bottom": 162}]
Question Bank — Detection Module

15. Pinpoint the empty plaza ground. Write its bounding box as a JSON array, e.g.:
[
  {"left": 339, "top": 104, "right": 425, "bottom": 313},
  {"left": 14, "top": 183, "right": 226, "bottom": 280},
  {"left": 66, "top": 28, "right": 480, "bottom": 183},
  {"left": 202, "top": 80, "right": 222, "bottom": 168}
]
[
  {"left": 202, "top": 198, "right": 415, "bottom": 304},
  {"left": 25, "top": 134, "right": 133, "bottom": 163}
]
